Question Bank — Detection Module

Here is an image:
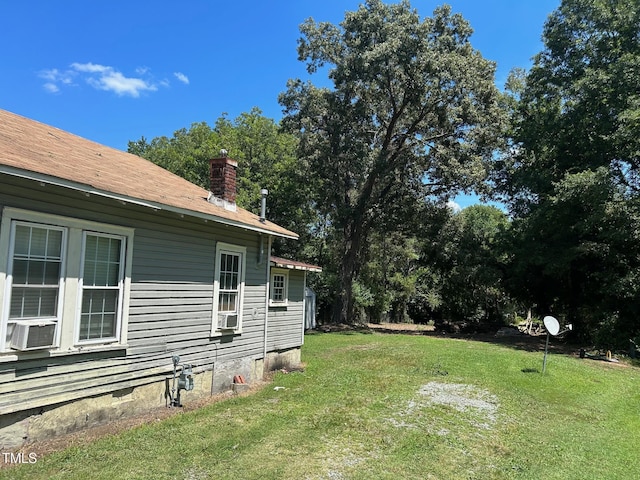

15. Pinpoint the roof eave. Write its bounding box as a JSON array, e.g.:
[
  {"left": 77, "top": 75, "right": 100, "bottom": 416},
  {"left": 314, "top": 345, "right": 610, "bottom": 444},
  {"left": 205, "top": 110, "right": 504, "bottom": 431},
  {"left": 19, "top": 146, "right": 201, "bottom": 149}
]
[
  {"left": 270, "top": 258, "right": 323, "bottom": 272},
  {"left": 0, "top": 166, "right": 299, "bottom": 240}
]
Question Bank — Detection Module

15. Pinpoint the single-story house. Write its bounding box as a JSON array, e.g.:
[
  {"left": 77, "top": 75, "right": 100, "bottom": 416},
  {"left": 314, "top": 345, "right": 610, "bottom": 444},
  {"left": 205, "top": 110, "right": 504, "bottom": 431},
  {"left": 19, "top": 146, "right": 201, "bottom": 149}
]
[{"left": 0, "top": 109, "right": 320, "bottom": 448}]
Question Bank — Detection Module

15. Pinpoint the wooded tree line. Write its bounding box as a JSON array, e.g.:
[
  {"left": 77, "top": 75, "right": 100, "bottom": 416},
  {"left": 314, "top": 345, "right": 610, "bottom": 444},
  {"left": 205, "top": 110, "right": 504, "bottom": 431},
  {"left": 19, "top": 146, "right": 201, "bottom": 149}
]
[{"left": 128, "top": 0, "right": 640, "bottom": 348}]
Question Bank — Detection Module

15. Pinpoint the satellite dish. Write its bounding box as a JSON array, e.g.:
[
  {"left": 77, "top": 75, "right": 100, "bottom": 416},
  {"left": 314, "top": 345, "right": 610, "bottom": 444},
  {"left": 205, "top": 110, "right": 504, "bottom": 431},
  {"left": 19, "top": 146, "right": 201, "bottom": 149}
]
[{"left": 543, "top": 316, "right": 560, "bottom": 336}]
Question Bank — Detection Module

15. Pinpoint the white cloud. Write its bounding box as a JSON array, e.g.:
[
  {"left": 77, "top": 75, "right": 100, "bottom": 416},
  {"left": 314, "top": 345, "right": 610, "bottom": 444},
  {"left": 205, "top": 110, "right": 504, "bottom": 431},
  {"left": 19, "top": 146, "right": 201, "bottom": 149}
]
[
  {"left": 71, "top": 62, "right": 110, "bottom": 74},
  {"left": 71, "top": 63, "right": 157, "bottom": 97},
  {"left": 39, "top": 69, "right": 60, "bottom": 81},
  {"left": 174, "top": 72, "right": 189, "bottom": 85},
  {"left": 43, "top": 83, "right": 59, "bottom": 93},
  {"left": 447, "top": 200, "right": 462, "bottom": 213},
  {"left": 39, "top": 62, "right": 175, "bottom": 97},
  {"left": 39, "top": 68, "right": 75, "bottom": 86}
]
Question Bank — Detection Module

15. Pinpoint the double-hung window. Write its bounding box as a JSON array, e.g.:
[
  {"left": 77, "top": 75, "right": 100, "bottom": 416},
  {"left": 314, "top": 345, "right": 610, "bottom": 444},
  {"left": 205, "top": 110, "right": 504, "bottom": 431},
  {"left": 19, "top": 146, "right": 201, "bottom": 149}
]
[
  {"left": 9, "top": 222, "right": 66, "bottom": 324},
  {"left": 78, "top": 233, "right": 125, "bottom": 343},
  {"left": 212, "top": 243, "right": 245, "bottom": 335},
  {"left": 0, "top": 208, "right": 133, "bottom": 355},
  {"left": 269, "top": 269, "right": 289, "bottom": 307}
]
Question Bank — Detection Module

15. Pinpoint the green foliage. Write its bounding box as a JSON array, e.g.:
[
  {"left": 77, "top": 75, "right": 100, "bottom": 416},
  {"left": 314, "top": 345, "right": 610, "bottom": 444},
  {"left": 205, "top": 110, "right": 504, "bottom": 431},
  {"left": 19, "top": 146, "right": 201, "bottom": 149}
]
[
  {"left": 128, "top": 108, "right": 317, "bottom": 259},
  {"left": 358, "top": 230, "right": 426, "bottom": 323},
  {"left": 420, "top": 204, "right": 513, "bottom": 325},
  {"left": 351, "top": 203, "right": 514, "bottom": 327},
  {"left": 351, "top": 279, "right": 376, "bottom": 322},
  {"left": 496, "top": 0, "right": 640, "bottom": 345},
  {"left": 280, "top": 0, "right": 506, "bottom": 323},
  {"left": 127, "top": 122, "right": 217, "bottom": 188}
]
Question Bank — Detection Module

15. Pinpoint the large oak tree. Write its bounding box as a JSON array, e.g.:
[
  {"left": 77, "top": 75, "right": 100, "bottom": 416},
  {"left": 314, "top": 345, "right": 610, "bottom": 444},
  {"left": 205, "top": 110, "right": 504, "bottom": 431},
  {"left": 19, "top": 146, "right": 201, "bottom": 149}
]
[{"left": 280, "top": 0, "right": 505, "bottom": 323}]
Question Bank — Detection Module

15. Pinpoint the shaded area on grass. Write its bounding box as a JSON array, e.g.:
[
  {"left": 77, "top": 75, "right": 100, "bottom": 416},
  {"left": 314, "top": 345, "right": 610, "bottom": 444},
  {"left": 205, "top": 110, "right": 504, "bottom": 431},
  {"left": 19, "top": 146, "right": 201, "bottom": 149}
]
[{"left": 361, "top": 322, "right": 631, "bottom": 360}]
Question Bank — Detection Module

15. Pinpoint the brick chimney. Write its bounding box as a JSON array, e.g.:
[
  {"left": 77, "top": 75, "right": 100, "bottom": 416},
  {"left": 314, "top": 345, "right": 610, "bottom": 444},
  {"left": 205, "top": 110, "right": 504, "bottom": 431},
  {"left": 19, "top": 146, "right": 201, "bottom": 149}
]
[{"left": 208, "top": 150, "right": 238, "bottom": 210}]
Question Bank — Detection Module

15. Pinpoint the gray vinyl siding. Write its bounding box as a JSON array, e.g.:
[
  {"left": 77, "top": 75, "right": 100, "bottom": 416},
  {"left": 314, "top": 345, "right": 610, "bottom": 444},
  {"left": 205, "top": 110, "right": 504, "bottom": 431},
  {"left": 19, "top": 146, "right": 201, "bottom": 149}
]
[
  {"left": 267, "top": 270, "right": 305, "bottom": 351},
  {"left": 0, "top": 175, "right": 273, "bottom": 415}
]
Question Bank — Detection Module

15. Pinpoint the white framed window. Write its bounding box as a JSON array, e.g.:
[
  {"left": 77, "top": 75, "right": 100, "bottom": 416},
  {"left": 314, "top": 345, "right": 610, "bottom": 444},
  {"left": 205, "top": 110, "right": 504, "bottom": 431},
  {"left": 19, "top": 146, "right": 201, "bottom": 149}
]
[
  {"left": 0, "top": 208, "right": 133, "bottom": 355},
  {"left": 77, "top": 232, "right": 126, "bottom": 344},
  {"left": 269, "top": 269, "right": 289, "bottom": 307},
  {"left": 5, "top": 222, "right": 67, "bottom": 349},
  {"left": 211, "top": 242, "right": 246, "bottom": 335}
]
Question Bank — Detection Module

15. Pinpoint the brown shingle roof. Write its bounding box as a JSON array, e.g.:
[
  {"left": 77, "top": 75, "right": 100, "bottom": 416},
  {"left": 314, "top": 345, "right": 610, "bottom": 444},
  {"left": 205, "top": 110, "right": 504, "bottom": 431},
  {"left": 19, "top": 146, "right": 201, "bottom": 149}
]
[{"left": 0, "top": 109, "right": 297, "bottom": 239}]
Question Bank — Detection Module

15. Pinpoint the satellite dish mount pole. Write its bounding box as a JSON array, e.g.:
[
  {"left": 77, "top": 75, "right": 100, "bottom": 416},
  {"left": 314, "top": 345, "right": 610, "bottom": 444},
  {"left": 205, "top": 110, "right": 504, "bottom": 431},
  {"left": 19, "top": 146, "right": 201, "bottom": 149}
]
[
  {"left": 542, "top": 331, "right": 551, "bottom": 374},
  {"left": 542, "top": 315, "right": 560, "bottom": 375}
]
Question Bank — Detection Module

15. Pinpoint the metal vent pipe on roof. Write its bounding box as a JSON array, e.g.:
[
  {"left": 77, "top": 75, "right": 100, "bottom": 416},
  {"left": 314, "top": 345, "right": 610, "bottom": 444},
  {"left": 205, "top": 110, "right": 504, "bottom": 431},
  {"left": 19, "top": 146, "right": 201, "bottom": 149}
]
[{"left": 260, "top": 188, "right": 268, "bottom": 222}]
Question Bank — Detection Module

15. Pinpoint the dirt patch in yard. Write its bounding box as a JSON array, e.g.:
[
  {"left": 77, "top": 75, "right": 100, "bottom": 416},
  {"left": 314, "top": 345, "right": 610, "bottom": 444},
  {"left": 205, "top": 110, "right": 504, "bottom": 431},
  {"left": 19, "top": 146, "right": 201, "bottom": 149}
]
[
  {"left": 388, "top": 381, "right": 500, "bottom": 434},
  {"left": 367, "top": 322, "right": 436, "bottom": 334},
  {"left": 418, "top": 382, "right": 499, "bottom": 429}
]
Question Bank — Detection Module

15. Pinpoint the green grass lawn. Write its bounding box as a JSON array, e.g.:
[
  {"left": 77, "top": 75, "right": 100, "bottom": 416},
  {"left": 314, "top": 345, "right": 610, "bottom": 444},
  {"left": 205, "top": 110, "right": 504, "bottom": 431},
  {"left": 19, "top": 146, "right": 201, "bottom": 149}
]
[{"left": 3, "top": 332, "right": 640, "bottom": 479}]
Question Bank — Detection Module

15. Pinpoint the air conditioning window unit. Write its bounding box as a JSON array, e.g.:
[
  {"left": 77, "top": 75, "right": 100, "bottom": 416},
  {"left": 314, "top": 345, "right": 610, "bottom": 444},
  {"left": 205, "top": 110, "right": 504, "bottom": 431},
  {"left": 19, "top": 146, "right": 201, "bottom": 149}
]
[
  {"left": 219, "top": 314, "right": 238, "bottom": 330},
  {"left": 10, "top": 321, "right": 57, "bottom": 351}
]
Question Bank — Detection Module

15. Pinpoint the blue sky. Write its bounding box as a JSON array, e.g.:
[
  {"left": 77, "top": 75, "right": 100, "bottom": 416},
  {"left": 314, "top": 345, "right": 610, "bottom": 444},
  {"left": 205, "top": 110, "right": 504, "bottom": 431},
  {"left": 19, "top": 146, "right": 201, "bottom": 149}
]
[{"left": 1, "top": 1, "right": 559, "bottom": 209}]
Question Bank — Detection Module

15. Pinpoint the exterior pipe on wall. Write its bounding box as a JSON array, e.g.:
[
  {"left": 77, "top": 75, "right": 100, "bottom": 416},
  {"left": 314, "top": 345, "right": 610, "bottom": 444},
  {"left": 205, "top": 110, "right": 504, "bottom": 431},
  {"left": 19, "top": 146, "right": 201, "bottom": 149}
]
[
  {"left": 260, "top": 188, "right": 268, "bottom": 223},
  {"left": 263, "top": 235, "right": 272, "bottom": 360}
]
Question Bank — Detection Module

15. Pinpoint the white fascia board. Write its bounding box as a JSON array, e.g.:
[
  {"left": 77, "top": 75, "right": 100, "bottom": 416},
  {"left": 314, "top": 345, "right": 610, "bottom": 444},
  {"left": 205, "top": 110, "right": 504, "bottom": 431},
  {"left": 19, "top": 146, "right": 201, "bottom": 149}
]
[
  {"left": 0, "top": 166, "right": 298, "bottom": 239},
  {"left": 270, "top": 260, "right": 322, "bottom": 272}
]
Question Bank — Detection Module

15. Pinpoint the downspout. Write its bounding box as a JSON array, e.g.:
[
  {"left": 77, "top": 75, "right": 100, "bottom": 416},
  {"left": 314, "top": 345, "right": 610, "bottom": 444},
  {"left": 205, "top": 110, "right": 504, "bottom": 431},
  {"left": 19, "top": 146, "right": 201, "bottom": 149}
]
[
  {"left": 258, "top": 234, "right": 265, "bottom": 265},
  {"left": 301, "top": 271, "right": 307, "bottom": 345},
  {"left": 263, "top": 235, "right": 273, "bottom": 361}
]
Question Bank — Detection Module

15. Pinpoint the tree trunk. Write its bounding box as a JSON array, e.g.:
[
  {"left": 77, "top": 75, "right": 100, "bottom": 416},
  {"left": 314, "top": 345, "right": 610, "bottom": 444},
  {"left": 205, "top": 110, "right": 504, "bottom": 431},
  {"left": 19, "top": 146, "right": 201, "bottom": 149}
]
[{"left": 332, "top": 218, "right": 366, "bottom": 324}]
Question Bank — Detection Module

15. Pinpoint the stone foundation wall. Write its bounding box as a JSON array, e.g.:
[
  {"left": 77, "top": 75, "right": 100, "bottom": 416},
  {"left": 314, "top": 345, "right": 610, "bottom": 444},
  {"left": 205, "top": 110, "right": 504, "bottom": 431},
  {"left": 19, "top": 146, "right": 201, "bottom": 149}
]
[
  {"left": 0, "top": 369, "right": 208, "bottom": 450},
  {"left": 1, "top": 348, "right": 301, "bottom": 450}
]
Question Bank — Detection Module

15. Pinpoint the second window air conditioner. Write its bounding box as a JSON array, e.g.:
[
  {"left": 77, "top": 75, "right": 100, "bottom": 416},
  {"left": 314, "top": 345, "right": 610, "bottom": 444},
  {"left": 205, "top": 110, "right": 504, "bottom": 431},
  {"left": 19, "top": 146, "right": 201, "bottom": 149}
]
[{"left": 219, "top": 314, "right": 238, "bottom": 330}]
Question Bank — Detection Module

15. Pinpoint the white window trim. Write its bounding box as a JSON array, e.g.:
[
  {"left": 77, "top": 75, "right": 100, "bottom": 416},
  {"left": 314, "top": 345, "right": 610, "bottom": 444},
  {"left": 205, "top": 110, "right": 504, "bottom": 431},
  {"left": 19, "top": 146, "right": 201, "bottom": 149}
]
[
  {"left": 2, "top": 221, "right": 68, "bottom": 349},
  {"left": 269, "top": 268, "right": 289, "bottom": 307},
  {"left": 211, "top": 242, "right": 246, "bottom": 336},
  {"left": 75, "top": 231, "right": 127, "bottom": 345},
  {"left": 0, "top": 207, "right": 134, "bottom": 355}
]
